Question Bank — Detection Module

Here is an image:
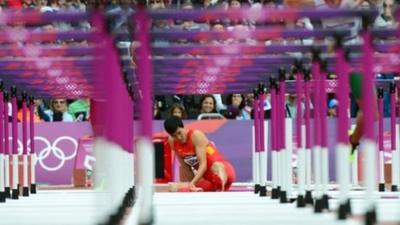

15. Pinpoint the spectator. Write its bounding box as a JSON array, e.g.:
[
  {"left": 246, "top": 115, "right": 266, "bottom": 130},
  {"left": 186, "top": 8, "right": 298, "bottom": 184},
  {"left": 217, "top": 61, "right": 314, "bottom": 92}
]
[
  {"left": 68, "top": 99, "right": 90, "bottom": 121},
  {"left": 199, "top": 94, "right": 218, "bottom": 114},
  {"left": 168, "top": 103, "right": 188, "bottom": 119},
  {"left": 286, "top": 94, "right": 296, "bottom": 118},
  {"left": 34, "top": 99, "right": 50, "bottom": 122},
  {"left": 261, "top": 0, "right": 276, "bottom": 8},
  {"left": 229, "top": 0, "right": 241, "bottom": 8},
  {"left": 106, "top": 0, "right": 120, "bottom": 10},
  {"left": 16, "top": 99, "right": 49, "bottom": 122},
  {"left": 210, "top": 21, "right": 227, "bottom": 45},
  {"left": 213, "top": 94, "right": 227, "bottom": 113},
  {"left": 224, "top": 94, "right": 251, "bottom": 120},
  {"left": 16, "top": 99, "right": 49, "bottom": 123},
  {"left": 375, "top": 0, "right": 398, "bottom": 28},
  {"left": 243, "top": 93, "right": 254, "bottom": 117},
  {"left": 315, "top": 0, "right": 363, "bottom": 45},
  {"left": 149, "top": 0, "right": 166, "bottom": 9},
  {"left": 154, "top": 101, "right": 163, "bottom": 119},
  {"left": 45, "top": 99, "right": 74, "bottom": 122},
  {"left": 328, "top": 98, "right": 338, "bottom": 117},
  {"left": 106, "top": 0, "right": 135, "bottom": 33},
  {"left": 285, "top": 93, "right": 313, "bottom": 118},
  {"left": 22, "top": 0, "right": 36, "bottom": 8},
  {"left": 49, "top": 0, "right": 62, "bottom": 11}
]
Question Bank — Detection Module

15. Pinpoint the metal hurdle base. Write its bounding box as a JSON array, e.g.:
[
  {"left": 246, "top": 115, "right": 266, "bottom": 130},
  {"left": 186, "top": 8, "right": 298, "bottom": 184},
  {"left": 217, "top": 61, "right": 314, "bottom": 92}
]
[
  {"left": 305, "top": 190, "right": 313, "bottom": 205},
  {"left": 254, "top": 184, "right": 260, "bottom": 194},
  {"left": 11, "top": 189, "right": 19, "bottom": 199},
  {"left": 138, "top": 207, "right": 155, "bottom": 225},
  {"left": 104, "top": 205, "right": 128, "bottom": 225},
  {"left": 105, "top": 213, "right": 123, "bottom": 225},
  {"left": 271, "top": 188, "right": 279, "bottom": 199},
  {"left": 296, "top": 195, "right": 306, "bottom": 208},
  {"left": 259, "top": 186, "right": 267, "bottom": 197},
  {"left": 102, "top": 186, "right": 137, "bottom": 225},
  {"left": 365, "top": 208, "right": 377, "bottom": 225},
  {"left": 139, "top": 220, "right": 154, "bottom": 225},
  {"left": 337, "top": 199, "right": 352, "bottom": 219},
  {"left": 338, "top": 203, "right": 348, "bottom": 220},
  {"left": 4, "top": 187, "right": 10, "bottom": 198},
  {"left": 314, "top": 199, "right": 323, "bottom": 213},
  {"left": 379, "top": 183, "right": 385, "bottom": 192},
  {"left": 23, "top": 187, "right": 29, "bottom": 197},
  {"left": 321, "top": 194, "right": 329, "bottom": 210},
  {"left": 0, "top": 192, "right": 5, "bottom": 203},
  {"left": 391, "top": 185, "right": 398, "bottom": 192},
  {"left": 30, "top": 184, "right": 37, "bottom": 194},
  {"left": 122, "top": 187, "right": 135, "bottom": 208},
  {"left": 279, "top": 191, "right": 288, "bottom": 203}
]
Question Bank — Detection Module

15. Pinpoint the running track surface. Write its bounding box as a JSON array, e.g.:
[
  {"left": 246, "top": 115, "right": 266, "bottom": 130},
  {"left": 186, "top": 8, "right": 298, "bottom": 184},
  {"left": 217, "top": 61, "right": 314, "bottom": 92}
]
[{"left": 1, "top": 188, "right": 400, "bottom": 225}]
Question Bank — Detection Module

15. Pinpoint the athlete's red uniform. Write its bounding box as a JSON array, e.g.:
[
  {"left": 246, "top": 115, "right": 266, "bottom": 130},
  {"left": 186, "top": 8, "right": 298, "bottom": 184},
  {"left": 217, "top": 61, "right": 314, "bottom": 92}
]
[{"left": 173, "top": 129, "right": 236, "bottom": 191}]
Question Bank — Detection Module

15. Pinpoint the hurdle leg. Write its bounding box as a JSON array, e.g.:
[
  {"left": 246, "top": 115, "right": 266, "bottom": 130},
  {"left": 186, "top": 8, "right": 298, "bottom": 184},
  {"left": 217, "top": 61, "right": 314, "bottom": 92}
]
[
  {"left": 279, "top": 148, "right": 287, "bottom": 203},
  {"left": 305, "top": 149, "right": 313, "bottom": 205},
  {"left": 0, "top": 153, "right": 5, "bottom": 202},
  {"left": 351, "top": 151, "right": 359, "bottom": 187},
  {"left": 336, "top": 143, "right": 351, "bottom": 219},
  {"left": 392, "top": 124, "right": 400, "bottom": 191},
  {"left": 302, "top": 125, "right": 312, "bottom": 205},
  {"left": 297, "top": 145, "right": 306, "bottom": 207},
  {"left": 259, "top": 150, "right": 267, "bottom": 197},
  {"left": 30, "top": 153, "right": 36, "bottom": 194},
  {"left": 5, "top": 154, "right": 10, "bottom": 198},
  {"left": 252, "top": 126, "right": 260, "bottom": 194},
  {"left": 135, "top": 138, "right": 155, "bottom": 225},
  {"left": 285, "top": 118, "right": 293, "bottom": 201},
  {"left": 379, "top": 150, "right": 385, "bottom": 192},
  {"left": 321, "top": 147, "right": 329, "bottom": 210},
  {"left": 363, "top": 139, "right": 377, "bottom": 225},
  {"left": 349, "top": 124, "right": 359, "bottom": 187},
  {"left": 296, "top": 125, "right": 307, "bottom": 207},
  {"left": 22, "top": 154, "right": 29, "bottom": 196},
  {"left": 276, "top": 150, "right": 281, "bottom": 199},
  {"left": 12, "top": 154, "right": 19, "bottom": 199},
  {"left": 129, "top": 152, "right": 135, "bottom": 190},
  {"left": 272, "top": 150, "right": 278, "bottom": 199},
  {"left": 391, "top": 147, "right": 398, "bottom": 191},
  {"left": 277, "top": 150, "right": 282, "bottom": 199},
  {"left": 279, "top": 151, "right": 283, "bottom": 199},
  {"left": 313, "top": 146, "right": 322, "bottom": 212},
  {"left": 255, "top": 151, "right": 260, "bottom": 194},
  {"left": 259, "top": 120, "right": 269, "bottom": 197}
]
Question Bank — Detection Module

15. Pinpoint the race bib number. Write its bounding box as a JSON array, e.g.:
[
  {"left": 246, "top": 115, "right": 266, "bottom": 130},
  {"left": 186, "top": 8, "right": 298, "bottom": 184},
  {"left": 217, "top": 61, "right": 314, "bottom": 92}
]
[{"left": 183, "top": 155, "right": 199, "bottom": 167}]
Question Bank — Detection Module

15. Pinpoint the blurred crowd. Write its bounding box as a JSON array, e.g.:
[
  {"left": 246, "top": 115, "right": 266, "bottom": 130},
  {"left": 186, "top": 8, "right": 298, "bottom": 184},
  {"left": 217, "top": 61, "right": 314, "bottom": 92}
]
[
  {"left": 145, "top": 0, "right": 400, "bottom": 120},
  {"left": 0, "top": 0, "right": 399, "bottom": 122},
  {"left": 8, "top": 99, "right": 90, "bottom": 122}
]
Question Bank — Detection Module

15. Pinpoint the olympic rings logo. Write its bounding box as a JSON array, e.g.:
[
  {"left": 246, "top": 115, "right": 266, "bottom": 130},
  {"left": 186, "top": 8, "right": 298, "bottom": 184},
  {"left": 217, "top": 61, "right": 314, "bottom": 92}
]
[{"left": 9, "top": 136, "right": 78, "bottom": 172}]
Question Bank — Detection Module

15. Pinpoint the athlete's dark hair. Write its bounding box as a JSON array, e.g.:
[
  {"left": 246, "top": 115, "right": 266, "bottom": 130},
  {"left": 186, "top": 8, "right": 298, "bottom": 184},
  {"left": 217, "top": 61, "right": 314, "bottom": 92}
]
[{"left": 164, "top": 116, "right": 184, "bottom": 135}]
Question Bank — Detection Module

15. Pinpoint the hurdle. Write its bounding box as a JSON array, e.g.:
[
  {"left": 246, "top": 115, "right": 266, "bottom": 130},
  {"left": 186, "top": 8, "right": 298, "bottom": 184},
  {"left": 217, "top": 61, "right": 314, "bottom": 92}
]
[
  {"left": 21, "top": 91, "right": 29, "bottom": 197},
  {"left": 0, "top": 80, "right": 4, "bottom": 203},
  {"left": 258, "top": 83, "right": 268, "bottom": 197},
  {"left": 252, "top": 87, "right": 261, "bottom": 195},
  {"left": 270, "top": 79, "right": 279, "bottom": 199},
  {"left": 128, "top": 8, "right": 155, "bottom": 225},
  {"left": 29, "top": 96, "right": 37, "bottom": 194},
  {"left": 334, "top": 37, "right": 352, "bottom": 219},
  {"left": 390, "top": 82, "right": 399, "bottom": 192},
  {"left": 3, "top": 91, "right": 10, "bottom": 199}
]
